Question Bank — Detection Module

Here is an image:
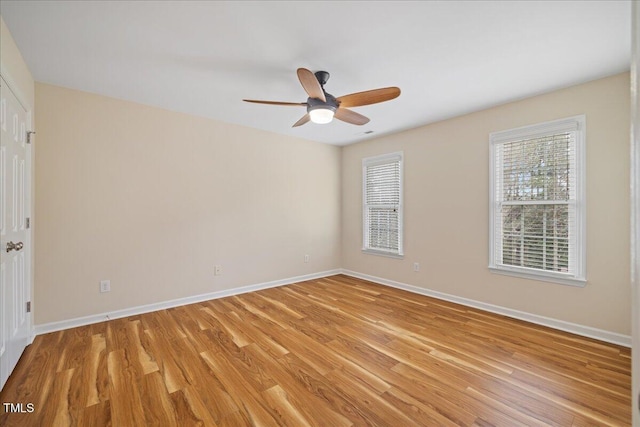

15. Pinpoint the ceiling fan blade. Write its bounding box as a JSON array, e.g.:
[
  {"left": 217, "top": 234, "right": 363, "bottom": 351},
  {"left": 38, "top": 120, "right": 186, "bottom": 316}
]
[
  {"left": 243, "top": 99, "right": 307, "bottom": 106},
  {"left": 297, "top": 68, "right": 326, "bottom": 102},
  {"left": 336, "top": 87, "right": 401, "bottom": 108},
  {"left": 292, "top": 113, "right": 310, "bottom": 127},
  {"left": 334, "top": 108, "right": 370, "bottom": 125}
]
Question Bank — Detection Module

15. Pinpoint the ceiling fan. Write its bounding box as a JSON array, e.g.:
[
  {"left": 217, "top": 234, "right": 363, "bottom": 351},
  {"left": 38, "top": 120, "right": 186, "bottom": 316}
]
[{"left": 243, "top": 68, "right": 401, "bottom": 127}]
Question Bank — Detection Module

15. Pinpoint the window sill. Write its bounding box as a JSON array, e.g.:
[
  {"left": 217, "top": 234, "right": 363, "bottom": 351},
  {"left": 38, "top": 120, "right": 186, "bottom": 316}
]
[
  {"left": 362, "top": 249, "right": 404, "bottom": 259},
  {"left": 489, "top": 266, "right": 586, "bottom": 288}
]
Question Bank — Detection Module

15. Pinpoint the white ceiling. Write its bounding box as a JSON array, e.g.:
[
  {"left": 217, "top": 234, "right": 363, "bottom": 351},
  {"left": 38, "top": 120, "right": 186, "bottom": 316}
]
[{"left": 0, "top": 1, "right": 631, "bottom": 146}]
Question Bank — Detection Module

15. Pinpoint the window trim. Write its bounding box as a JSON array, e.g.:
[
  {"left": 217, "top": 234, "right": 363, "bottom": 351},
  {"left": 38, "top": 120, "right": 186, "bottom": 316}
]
[
  {"left": 489, "top": 115, "right": 586, "bottom": 287},
  {"left": 362, "top": 152, "right": 404, "bottom": 258}
]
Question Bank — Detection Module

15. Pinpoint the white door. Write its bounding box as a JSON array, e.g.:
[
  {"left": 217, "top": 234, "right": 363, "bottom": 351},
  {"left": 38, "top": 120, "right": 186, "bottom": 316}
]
[{"left": 0, "top": 76, "right": 31, "bottom": 391}]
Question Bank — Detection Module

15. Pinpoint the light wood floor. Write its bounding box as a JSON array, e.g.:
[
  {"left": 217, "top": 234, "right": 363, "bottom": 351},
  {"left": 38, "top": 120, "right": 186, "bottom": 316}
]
[{"left": 0, "top": 275, "right": 631, "bottom": 426}]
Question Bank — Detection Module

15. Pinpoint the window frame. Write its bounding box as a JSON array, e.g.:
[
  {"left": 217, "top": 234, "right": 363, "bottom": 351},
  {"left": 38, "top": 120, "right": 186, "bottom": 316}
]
[
  {"left": 489, "top": 116, "right": 586, "bottom": 287},
  {"left": 362, "top": 152, "right": 404, "bottom": 258}
]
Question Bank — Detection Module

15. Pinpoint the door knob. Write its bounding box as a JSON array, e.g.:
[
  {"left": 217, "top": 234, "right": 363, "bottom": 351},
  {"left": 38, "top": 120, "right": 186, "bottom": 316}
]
[{"left": 6, "top": 241, "right": 23, "bottom": 252}]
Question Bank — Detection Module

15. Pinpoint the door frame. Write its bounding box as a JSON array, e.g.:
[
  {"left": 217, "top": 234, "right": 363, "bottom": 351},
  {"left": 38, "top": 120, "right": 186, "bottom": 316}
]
[{"left": 631, "top": 1, "right": 639, "bottom": 423}]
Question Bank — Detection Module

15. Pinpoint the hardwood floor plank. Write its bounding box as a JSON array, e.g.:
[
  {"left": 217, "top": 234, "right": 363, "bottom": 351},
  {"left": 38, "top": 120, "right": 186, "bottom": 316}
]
[
  {"left": 0, "top": 274, "right": 631, "bottom": 426},
  {"left": 138, "top": 371, "right": 178, "bottom": 427},
  {"left": 42, "top": 368, "right": 75, "bottom": 427},
  {"left": 202, "top": 305, "right": 252, "bottom": 347},
  {"left": 275, "top": 352, "right": 378, "bottom": 426},
  {"left": 152, "top": 309, "right": 188, "bottom": 340},
  {"left": 217, "top": 410, "right": 255, "bottom": 427},
  {"left": 200, "top": 350, "right": 280, "bottom": 426},
  {"left": 107, "top": 349, "right": 146, "bottom": 426},
  {"left": 66, "top": 363, "right": 90, "bottom": 421},
  {"left": 142, "top": 328, "right": 190, "bottom": 393},
  {"left": 276, "top": 286, "right": 316, "bottom": 308},
  {"left": 335, "top": 319, "right": 395, "bottom": 346},
  {"left": 228, "top": 311, "right": 290, "bottom": 358},
  {"left": 128, "top": 320, "right": 159, "bottom": 375},
  {"left": 254, "top": 292, "right": 306, "bottom": 320},
  {"left": 105, "top": 318, "right": 132, "bottom": 352},
  {"left": 274, "top": 327, "right": 341, "bottom": 376},
  {"left": 508, "top": 368, "right": 629, "bottom": 425},
  {"left": 284, "top": 315, "right": 338, "bottom": 344},
  {"left": 467, "top": 380, "right": 576, "bottom": 427},
  {"left": 231, "top": 293, "right": 297, "bottom": 330},
  {"left": 242, "top": 344, "right": 353, "bottom": 427},
  {"left": 463, "top": 386, "right": 552, "bottom": 427},
  {"left": 381, "top": 386, "right": 463, "bottom": 427},
  {"left": 170, "top": 338, "right": 239, "bottom": 421},
  {"left": 169, "top": 386, "right": 219, "bottom": 427},
  {"left": 386, "top": 362, "right": 478, "bottom": 425},
  {"left": 216, "top": 342, "right": 279, "bottom": 393},
  {"left": 323, "top": 367, "right": 418, "bottom": 426},
  {"left": 512, "top": 360, "right": 630, "bottom": 403},
  {"left": 76, "top": 400, "right": 111, "bottom": 427},
  {"left": 262, "top": 384, "right": 313, "bottom": 427},
  {"left": 82, "top": 333, "right": 108, "bottom": 407},
  {"left": 325, "top": 334, "right": 399, "bottom": 383}
]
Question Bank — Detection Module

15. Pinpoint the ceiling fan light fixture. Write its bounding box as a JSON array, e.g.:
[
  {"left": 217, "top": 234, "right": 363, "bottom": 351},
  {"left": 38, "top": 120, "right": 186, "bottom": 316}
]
[
  {"left": 308, "top": 106, "right": 335, "bottom": 124},
  {"left": 243, "top": 68, "right": 400, "bottom": 127}
]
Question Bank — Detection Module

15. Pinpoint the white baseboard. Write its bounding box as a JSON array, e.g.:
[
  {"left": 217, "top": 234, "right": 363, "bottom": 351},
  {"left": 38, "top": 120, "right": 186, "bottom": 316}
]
[
  {"left": 34, "top": 269, "right": 341, "bottom": 336},
  {"left": 34, "top": 268, "right": 631, "bottom": 348},
  {"left": 341, "top": 269, "right": 632, "bottom": 348}
]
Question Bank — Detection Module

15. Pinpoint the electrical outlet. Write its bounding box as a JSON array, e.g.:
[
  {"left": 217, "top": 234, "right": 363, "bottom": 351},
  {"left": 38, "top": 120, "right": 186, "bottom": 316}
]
[
  {"left": 413, "top": 262, "right": 420, "bottom": 272},
  {"left": 100, "top": 280, "right": 111, "bottom": 293},
  {"left": 214, "top": 265, "right": 222, "bottom": 276},
  {"left": 304, "top": 254, "right": 310, "bottom": 263}
]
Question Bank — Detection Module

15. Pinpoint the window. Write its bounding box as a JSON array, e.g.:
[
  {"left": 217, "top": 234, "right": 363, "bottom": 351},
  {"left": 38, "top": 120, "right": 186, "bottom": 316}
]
[
  {"left": 363, "top": 152, "right": 403, "bottom": 257},
  {"left": 489, "top": 116, "right": 586, "bottom": 286}
]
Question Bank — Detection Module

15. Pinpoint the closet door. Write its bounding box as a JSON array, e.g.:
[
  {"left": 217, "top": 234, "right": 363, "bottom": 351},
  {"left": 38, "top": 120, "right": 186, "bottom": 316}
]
[{"left": 0, "top": 76, "right": 31, "bottom": 391}]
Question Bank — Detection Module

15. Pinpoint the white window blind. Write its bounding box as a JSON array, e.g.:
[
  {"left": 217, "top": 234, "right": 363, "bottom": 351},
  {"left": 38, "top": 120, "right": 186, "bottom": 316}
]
[
  {"left": 363, "top": 152, "right": 403, "bottom": 257},
  {"left": 489, "top": 116, "right": 585, "bottom": 286}
]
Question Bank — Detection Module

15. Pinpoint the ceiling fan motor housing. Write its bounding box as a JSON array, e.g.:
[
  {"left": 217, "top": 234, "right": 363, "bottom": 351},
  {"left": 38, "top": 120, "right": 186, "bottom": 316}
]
[{"left": 307, "top": 93, "right": 338, "bottom": 114}]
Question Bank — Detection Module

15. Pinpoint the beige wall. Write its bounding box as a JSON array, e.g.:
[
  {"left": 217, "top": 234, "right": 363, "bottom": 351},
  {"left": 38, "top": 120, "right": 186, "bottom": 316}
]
[
  {"left": 342, "top": 73, "right": 630, "bottom": 335},
  {"left": 35, "top": 83, "right": 341, "bottom": 324}
]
